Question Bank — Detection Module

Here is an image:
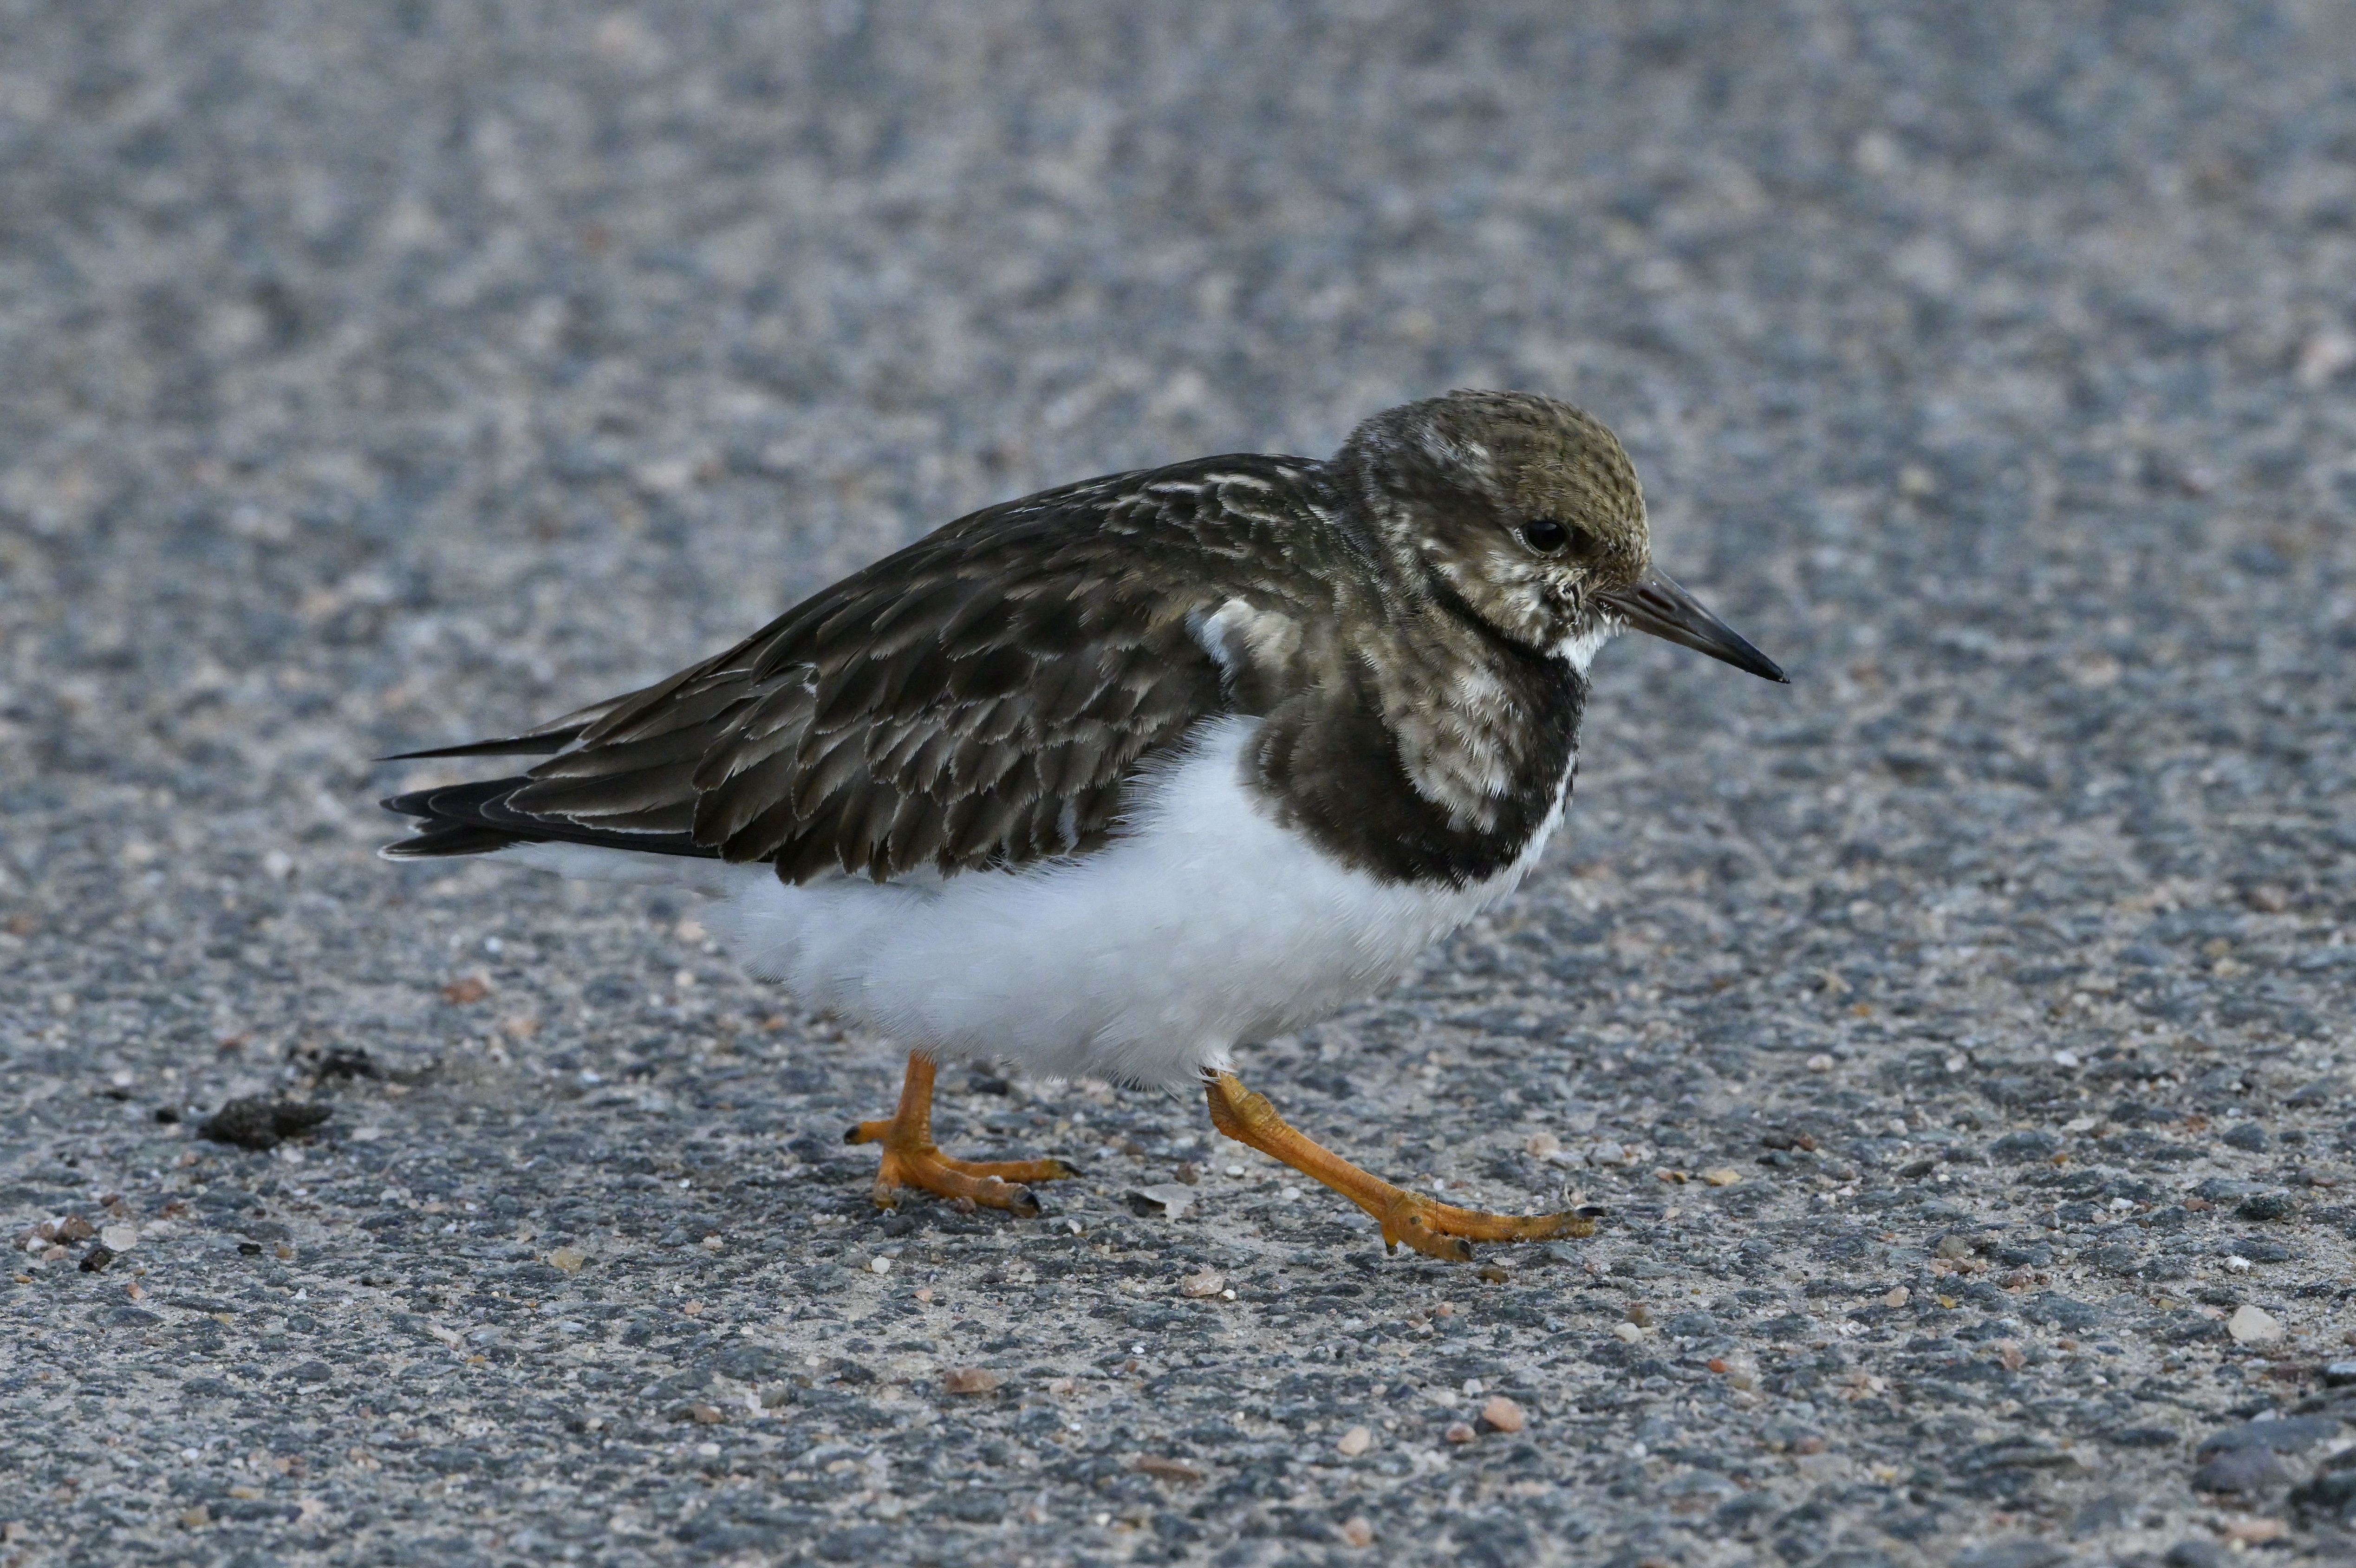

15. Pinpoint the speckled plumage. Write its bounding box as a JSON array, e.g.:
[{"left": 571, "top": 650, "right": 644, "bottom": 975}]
[{"left": 385, "top": 391, "right": 1689, "bottom": 891}]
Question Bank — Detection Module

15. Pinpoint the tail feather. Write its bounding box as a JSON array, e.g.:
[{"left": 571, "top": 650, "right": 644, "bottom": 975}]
[
  {"left": 379, "top": 821, "right": 520, "bottom": 859},
  {"left": 379, "top": 776, "right": 721, "bottom": 861}
]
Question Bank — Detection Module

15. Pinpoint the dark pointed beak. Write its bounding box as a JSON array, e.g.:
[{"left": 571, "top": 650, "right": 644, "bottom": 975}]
[{"left": 1600, "top": 567, "right": 1788, "bottom": 683}]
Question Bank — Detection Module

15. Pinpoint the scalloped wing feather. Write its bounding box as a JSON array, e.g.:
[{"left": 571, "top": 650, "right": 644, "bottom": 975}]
[{"left": 417, "top": 457, "right": 1328, "bottom": 883}]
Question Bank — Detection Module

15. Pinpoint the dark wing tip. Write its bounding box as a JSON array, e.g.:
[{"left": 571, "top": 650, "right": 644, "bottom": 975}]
[
  {"left": 376, "top": 735, "right": 577, "bottom": 762},
  {"left": 379, "top": 824, "right": 519, "bottom": 859}
]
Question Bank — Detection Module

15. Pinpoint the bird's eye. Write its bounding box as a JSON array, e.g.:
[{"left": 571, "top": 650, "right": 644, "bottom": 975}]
[
  {"left": 1527, "top": 520, "right": 1604, "bottom": 562},
  {"left": 1520, "top": 519, "right": 1591, "bottom": 557}
]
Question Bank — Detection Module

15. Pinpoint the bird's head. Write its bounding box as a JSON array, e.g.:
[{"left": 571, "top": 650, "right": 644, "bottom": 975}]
[{"left": 1334, "top": 389, "right": 1786, "bottom": 682}]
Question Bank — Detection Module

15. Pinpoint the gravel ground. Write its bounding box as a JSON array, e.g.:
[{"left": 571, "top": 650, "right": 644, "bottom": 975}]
[{"left": 6, "top": 4, "right": 2356, "bottom": 1565}]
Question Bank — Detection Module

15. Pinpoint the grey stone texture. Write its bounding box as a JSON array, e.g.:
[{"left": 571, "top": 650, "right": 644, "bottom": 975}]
[{"left": 5, "top": 3, "right": 2356, "bottom": 1565}]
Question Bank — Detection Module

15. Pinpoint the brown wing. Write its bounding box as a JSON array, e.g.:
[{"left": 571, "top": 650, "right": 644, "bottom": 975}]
[{"left": 390, "top": 457, "right": 1330, "bottom": 882}]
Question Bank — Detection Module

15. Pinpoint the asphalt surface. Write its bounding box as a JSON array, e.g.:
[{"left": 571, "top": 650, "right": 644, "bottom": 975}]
[{"left": 5, "top": 4, "right": 2356, "bottom": 1566}]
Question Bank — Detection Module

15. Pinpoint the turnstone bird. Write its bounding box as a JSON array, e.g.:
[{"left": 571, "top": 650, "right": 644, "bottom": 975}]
[{"left": 383, "top": 390, "right": 1784, "bottom": 1261}]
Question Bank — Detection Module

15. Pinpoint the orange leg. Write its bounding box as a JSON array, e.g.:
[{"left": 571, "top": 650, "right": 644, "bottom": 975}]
[
  {"left": 844, "top": 1053, "right": 1081, "bottom": 1217},
  {"left": 1204, "top": 1071, "right": 1600, "bottom": 1262}
]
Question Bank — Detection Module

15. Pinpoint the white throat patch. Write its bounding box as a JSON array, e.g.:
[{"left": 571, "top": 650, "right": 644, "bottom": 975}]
[{"left": 1556, "top": 623, "right": 1617, "bottom": 675}]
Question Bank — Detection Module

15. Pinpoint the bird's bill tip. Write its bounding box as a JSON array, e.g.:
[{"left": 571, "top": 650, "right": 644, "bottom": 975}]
[{"left": 1601, "top": 568, "right": 1788, "bottom": 683}]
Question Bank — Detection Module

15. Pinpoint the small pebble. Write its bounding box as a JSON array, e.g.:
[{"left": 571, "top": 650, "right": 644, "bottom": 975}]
[
  {"left": 1133, "top": 1455, "right": 1204, "bottom": 1483},
  {"left": 1121, "top": 1186, "right": 1197, "bottom": 1224},
  {"left": 1624, "top": 1303, "right": 1653, "bottom": 1327},
  {"left": 2227, "top": 1305, "right": 2284, "bottom": 1346},
  {"left": 1700, "top": 1168, "right": 1742, "bottom": 1187},
  {"left": 1179, "top": 1270, "right": 1225, "bottom": 1298},
  {"left": 1883, "top": 1286, "right": 1909, "bottom": 1308},
  {"left": 1129, "top": 1184, "right": 1198, "bottom": 1220},
  {"left": 1339, "top": 1516, "right": 1375, "bottom": 1548},
  {"left": 1443, "top": 1421, "right": 1477, "bottom": 1444},
  {"left": 197, "top": 1096, "right": 331, "bottom": 1152},
  {"left": 944, "top": 1367, "right": 1001, "bottom": 1395},
  {"left": 1805, "top": 1054, "right": 1835, "bottom": 1072},
  {"left": 1479, "top": 1395, "right": 1524, "bottom": 1433},
  {"left": 2243, "top": 882, "right": 2291, "bottom": 912},
  {"left": 869, "top": 1256, "right": 892, "bottom": 1275},
  {"left": 1612, "top": 1321, "right": 1645, "bottom": 1344},
  {"left": 1335, "top": 1425, "right": 1373, "bottom": 1457}
]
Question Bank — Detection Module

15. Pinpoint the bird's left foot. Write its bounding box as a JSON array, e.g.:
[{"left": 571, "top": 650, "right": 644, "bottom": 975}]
[
  {"left": 844, "top": 1053, "right": 1081, "bottom": 1217},
  {"left": 1204, "top": 1071, "right": 1601, "bottom": 1262},
  {"left": 846, "top": 1125, "right": 1081, "bottom": 1217}
]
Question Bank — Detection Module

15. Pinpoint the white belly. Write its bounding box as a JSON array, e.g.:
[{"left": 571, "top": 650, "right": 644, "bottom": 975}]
[{"left": 501, "top": 715, "right": 1569, "bottom": 1089}]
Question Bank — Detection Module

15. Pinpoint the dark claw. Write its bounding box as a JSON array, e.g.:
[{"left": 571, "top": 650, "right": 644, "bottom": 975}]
[
  {"left": 1051, "top": 1158, "right": 1084, "bottom": 1178},
  {"left": 1008, "top": 1186, "right": 1041, "bottom": 1219}
]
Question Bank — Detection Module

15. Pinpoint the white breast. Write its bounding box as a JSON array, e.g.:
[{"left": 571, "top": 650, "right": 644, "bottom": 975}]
[{"left": 501, "top": 715, "right": 1572, "bottom": 1089}]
